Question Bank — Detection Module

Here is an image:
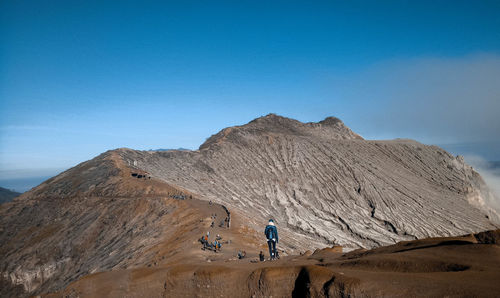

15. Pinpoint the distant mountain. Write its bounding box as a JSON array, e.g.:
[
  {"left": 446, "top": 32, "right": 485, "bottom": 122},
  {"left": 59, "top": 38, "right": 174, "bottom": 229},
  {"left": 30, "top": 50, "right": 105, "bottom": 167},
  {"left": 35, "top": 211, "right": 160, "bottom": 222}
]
[
  {"left": 486, "top": 161, "right": 500, "bottom": 170},
  {"left": 0, "top": 187, "right": 21, "bottom": 204},
  {"left": 0, "top": 176, "right": 53, "bottom": 193}
]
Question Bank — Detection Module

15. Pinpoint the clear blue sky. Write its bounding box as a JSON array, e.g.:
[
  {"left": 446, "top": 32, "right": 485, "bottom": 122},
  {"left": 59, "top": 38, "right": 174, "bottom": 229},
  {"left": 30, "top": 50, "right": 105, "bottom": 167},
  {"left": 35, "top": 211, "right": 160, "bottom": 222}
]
[{"left": 1, "top": 0, "right": 500, "bottom": 182}]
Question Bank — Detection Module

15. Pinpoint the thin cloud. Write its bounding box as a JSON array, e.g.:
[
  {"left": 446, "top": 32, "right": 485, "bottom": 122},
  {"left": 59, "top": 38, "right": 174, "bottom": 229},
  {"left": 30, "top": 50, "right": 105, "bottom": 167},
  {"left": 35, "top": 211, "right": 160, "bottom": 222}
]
[
  {"left": 465, "top": 155, "right": 500, "bottom": 214},
  {"left": 330, "top": 53, "right": 500, "bottom": 148}
]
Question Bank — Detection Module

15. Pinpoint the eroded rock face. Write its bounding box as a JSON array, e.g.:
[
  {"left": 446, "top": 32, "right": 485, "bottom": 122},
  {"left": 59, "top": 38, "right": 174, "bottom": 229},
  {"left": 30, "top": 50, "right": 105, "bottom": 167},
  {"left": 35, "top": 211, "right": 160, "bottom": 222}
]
[
  {"left": 0, "top": 195, "right": 193, "bottom": 296},
  {"left": 119, "top": 114, "right": 499, "bottom": 250}
]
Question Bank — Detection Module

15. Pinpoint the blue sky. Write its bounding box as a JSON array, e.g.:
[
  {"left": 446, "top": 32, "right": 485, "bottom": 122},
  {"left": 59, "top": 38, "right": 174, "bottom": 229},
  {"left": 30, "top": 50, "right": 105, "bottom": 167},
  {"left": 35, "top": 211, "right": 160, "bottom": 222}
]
[{"left": 1, "top": 0, "right": 500, "bottom": 185}]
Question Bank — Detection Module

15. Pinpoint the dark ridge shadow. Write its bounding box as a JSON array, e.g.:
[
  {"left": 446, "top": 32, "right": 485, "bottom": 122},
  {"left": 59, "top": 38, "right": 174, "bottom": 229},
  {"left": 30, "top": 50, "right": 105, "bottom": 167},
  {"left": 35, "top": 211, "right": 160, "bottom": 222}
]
[
  {"left": 322, "top": 275, "right": 335, "bottom": 298},
  {"left": 394, "top": 240, "right": 473, "bottom": 253},
  {"left": 292, "top": 268, "right": 311, "bottom": 298}
]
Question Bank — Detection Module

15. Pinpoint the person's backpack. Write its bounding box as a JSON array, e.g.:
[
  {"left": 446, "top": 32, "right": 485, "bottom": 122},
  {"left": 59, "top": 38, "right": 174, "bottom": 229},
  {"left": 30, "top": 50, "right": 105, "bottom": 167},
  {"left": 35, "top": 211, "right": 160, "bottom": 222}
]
[{"left": 266, "top": 225, "right": 275, "bottom": 240}]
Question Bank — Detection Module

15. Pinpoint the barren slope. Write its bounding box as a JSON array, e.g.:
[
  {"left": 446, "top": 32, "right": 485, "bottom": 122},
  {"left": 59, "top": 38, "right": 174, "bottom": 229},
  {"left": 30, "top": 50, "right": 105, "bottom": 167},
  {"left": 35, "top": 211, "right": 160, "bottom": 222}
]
[
  {"left": 119, "top": 114, "right": 499, "bottom": 250},
  {"left": 0, "top": 150, "right": 261, "bottom": 297}
]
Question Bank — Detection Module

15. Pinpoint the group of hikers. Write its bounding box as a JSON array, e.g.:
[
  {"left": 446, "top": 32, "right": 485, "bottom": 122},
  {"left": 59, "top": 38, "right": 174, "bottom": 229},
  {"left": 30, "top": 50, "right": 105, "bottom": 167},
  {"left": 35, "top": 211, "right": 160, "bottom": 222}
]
[
  {"left": 199, "top": 218, "right": 280, "bottom": 261},
  {"left": 199, "top": 231, "right": 223, "bottom": 252}
]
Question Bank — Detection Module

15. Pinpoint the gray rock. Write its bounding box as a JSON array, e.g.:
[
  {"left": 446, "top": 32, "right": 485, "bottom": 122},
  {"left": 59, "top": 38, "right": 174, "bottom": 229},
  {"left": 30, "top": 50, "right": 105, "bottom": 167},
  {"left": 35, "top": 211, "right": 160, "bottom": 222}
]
[{"left": 118, "top": 114, "right": 499, "bottom": 251}]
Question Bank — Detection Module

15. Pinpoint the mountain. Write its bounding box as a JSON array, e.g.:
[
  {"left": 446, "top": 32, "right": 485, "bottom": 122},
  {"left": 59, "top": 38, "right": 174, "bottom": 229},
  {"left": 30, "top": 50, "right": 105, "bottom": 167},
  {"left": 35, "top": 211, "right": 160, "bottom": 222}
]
[
  {"left": 0, "top": 187, "right": 21, "bottom": 204},
  {"left": 1, "top": 114, "right": 499, "bottom": 297},
  {"left": 119, "top": 114, "right": 499, "bottom": 249},
  {"left": 486, "top": 160, "right": 500, "bottom": 170}
]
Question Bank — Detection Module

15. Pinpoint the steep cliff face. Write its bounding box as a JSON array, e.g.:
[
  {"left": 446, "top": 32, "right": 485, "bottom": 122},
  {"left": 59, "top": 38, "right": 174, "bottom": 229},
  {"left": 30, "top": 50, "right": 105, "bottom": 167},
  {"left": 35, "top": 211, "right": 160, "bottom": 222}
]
[{"left": 120, "top": 114, "right": 499, "bottom": 250}]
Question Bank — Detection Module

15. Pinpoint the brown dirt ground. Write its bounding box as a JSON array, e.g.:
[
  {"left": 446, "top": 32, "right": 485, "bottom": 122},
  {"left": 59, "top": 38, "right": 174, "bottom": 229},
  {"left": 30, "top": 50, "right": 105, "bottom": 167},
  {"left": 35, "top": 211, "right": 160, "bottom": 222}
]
[{"left": 45, "top": 208, "right": 500, "bottom": 298}]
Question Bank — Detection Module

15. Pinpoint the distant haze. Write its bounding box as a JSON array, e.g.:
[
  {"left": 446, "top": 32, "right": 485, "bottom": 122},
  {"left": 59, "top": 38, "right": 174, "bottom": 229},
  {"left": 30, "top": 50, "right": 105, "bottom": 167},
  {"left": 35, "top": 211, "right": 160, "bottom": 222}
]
[
  {"left": 0, "top": 176, "right": 55, "bottom": 193},
  {"left": 330, "top": 54, "right": 500, "bottom": 152},
  {"left": 0, "top": 168, "right": 65, "bottom": 193},
  {"left": 464, "top": 156, "right": 500, "bottom": 213}
]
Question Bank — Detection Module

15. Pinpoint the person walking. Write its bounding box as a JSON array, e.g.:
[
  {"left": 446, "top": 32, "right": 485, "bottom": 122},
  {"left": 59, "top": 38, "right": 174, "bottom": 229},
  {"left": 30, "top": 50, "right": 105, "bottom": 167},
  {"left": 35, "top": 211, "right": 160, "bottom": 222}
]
[{"left": 264, "top": 219, "right": 279, "bottom": 260}]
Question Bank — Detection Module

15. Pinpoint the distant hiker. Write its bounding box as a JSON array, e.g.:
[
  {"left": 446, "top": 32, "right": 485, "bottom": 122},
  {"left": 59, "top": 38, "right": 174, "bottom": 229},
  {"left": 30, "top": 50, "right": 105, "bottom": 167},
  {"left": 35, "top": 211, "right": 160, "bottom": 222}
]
[
  {"left": 216, "top": 234, "right": 222, "bottom": 240},
  {"left": 238, "top": 250, "right": 246, "bottom": 259},
  {"left": 259, "top": 251, "right": 265, "bottom": 262},
  {"left": 202, "top": 232, "right": 210, "bottom": 249},
  {"left": 200, "top": 235, "right": 209, "bottom": 250},
  {"left": 264, "top": 219, "right": 278, "bottom": 260}
]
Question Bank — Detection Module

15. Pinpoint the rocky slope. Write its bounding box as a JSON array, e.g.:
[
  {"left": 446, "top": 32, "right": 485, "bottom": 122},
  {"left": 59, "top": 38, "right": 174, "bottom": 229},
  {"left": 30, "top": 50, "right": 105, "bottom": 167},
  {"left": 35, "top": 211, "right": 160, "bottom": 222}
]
[
  {"left": 1, "top": 114, "right": 499, "bottom": 297},
  {"left": 0, "top": 150, "right": 241, "bottom": 297},
  {"left": 119, "top": 114, "right": 499, "bottom": 250}
]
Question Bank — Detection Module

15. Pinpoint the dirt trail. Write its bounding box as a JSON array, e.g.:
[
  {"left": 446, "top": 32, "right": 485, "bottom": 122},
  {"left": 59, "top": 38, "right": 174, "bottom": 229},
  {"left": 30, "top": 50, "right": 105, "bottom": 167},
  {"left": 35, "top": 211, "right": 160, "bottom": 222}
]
[{"left": 150, "top": 197, "right": 268, "bottom": 267}]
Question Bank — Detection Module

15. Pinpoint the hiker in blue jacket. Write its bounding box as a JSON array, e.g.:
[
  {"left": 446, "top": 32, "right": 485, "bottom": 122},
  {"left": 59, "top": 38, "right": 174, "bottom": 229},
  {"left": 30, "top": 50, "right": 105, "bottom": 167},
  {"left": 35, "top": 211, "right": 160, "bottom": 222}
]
[{"left": 264, "top": 219, "right": 279, "bottom": 260}]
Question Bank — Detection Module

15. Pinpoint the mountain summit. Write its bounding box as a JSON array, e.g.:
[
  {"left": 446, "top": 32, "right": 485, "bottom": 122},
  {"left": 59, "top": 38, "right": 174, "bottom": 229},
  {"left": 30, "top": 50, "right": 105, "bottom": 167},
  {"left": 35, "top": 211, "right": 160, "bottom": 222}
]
[{"left": 200, "top": 114, "right": 362, "bottom": 150}]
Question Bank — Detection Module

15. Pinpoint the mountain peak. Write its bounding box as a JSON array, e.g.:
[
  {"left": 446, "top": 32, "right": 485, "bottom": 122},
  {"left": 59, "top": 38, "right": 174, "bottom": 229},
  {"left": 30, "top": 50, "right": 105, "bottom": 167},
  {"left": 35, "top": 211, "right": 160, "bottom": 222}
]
[
  {"left": 253, "top": 113, "right": 294, "bottom": 122},
  {"left": 248, "top": 113, "right": 302, "bottom": 128},
  {"left": 319, "top": 116, "right": 343, "bottom": 126},
  {"left": 200, "top": 114, "right": 362, "bottom": 150}
]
